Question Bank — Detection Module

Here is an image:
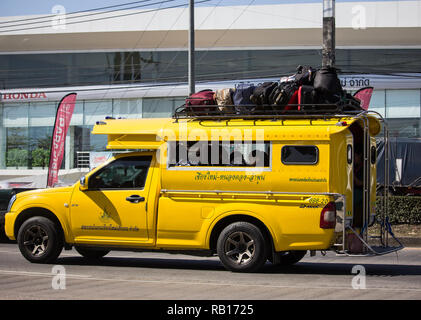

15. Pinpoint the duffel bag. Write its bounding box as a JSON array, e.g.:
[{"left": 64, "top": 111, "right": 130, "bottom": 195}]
[
  {"left": 294, "top": 65, "right": 316, "bottom": 86},
  {"left": 297, "top": 85, "right": 322, "bottom": 111},
  {"left": 269, "top": 82, "right": 299, "bottom": 110},
  {"left": 185, "top": 89, "right": 216, "bottom": 115},
  {"left": 250, "top": 81, "right": 278, "bottom": 105},
  {"left": 313, "top": 67, "right": 343, "bottom": 103},
  {"left": 215, "top": 88, "right": 235, "bottom": 113},
  {"left": 233, "top": 83, "right": 256, "bottom": 114},
  {"left": 186, "top": 89, "right": 216, "bottom": 106}
]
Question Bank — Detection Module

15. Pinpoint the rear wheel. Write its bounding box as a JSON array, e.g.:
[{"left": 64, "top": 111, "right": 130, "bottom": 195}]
[
  {"left": 75, "top": 246, "right": 110, "bottom": 259},
  {"left": 217, "top": 222, "right": 267, "bottom": 272},
  {"left": 17, "top": 216, "right": 63, "bottom": 264}
]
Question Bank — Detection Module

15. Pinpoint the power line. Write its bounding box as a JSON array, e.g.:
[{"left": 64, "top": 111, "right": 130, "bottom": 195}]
[
  {"left": 0, "top": 51, "right": 419, "bottom": 73},
  {"left": 0, "top": 0, "right": 177, "bottom": 32},
  {"left": 108, "top": 2, "right": 190, "bottom": 102},
  {"left": 0, "top": 0, "right": 156, "bottom": 26},
  {"left": 92, "top": 0, "right": 174, "bottom": 113},
  {"left": 0, "top": 0, "right": 210, "bottom": 34},
  {"left": 1, "top": 65, "right": 421, "bottom": 90},
  {"left": 196, "top": 0, "right": 257, "bottom": 64},
  {"left": 145, "top": 0, "right": 225, "bottom": 99},
  {"left": 0, "top": 0, "right": 420, "bottom": 89},
  {"left": 2, "top": 70, "right": 421, "bottom": 96},
  {"left": 108, "top": 0, "right": 181, "bottom": 86},
  {"left": 1, "top": 50, "right": 420, "bottom": 75}
]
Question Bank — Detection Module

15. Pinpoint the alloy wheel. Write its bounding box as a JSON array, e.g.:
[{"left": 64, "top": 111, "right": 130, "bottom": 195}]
[
  {"left": 23, "top": 225, "right": 49, "bottom": 257},
  {"left": 224, "top": 231, "right": 255, "bottom": 265}
]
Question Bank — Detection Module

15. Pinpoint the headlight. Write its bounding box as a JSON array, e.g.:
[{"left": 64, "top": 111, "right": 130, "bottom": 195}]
[{"left": 7, "top": 194, "right": 16, "bottom": 212}]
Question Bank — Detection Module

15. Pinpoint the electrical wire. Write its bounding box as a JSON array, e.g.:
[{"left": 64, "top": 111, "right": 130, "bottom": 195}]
[
  {"left": 49, "top": 0, "right": 207, "bottom": 119},
  {"left": 139, "top": 0, "right": 226, "bottom": 100},
  {"left": 92, "top": 0, "right": 173, "bottom": 115},
  {"left": 2, "top": 68, "right": 421, "bottom": 96},
  {"left": 1, "top": 52, "right": 420, "bottom": 76},
  {"left": 0, "top": 0, "right": 157, "bottom": 27},
  {"left": 2, "top": 68, "right": 421, "bottom": 91},
  {"left": 0, "top": 1, "right": 420, "bottom": 90},
  {"left": 0, "top": 0, "right": 210, "bottom": 34},
  {"left": 196, "top": 0, "right": 257, "bottom": 64},
  {"left": 0, "top": 0, "right": 176, "bottom": 33},
  {"left": 1, "top": 53, "right": 421, "bottom": 89}
]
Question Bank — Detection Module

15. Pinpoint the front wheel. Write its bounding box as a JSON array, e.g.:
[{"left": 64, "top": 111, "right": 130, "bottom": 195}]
[
  {"left": 17, "top": 216, "right": 63, "bottom": 264},
  {"left": 217, "top": 222, "right": 268, "bottom": 272}
]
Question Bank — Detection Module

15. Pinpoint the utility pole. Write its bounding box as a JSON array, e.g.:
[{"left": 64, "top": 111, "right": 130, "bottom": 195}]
[
  {"left": 322, "top": 0, "right": 335, "bottom": 68},
  {"left": 188, "top": 0, "right": 195, "bottom": 95}
]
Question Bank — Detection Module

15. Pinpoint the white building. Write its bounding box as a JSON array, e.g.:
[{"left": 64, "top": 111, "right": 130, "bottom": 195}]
[{"left": 0, "top": 1, "right": 421, "bottom": 185}]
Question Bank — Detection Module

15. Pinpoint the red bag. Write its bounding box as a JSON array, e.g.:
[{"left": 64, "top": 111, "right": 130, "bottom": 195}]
[
  {"left": 185, "top": 89, "right": 216, "bottom": 115},
  {"left": 185, "top": 89, "right": 216, "bottom": 106},
  {"left": 285, "top": 88, "right": 299, "bottom": 110}
]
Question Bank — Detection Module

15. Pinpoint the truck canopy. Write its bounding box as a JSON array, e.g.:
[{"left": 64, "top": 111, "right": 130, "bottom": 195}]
[{"left": 92, "top": 115, "right": 382, "bottom": 150}]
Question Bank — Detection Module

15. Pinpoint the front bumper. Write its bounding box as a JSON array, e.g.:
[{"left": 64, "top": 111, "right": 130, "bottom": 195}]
[{"left": 2, "top": 211, "right": 16, "bottom": 240}]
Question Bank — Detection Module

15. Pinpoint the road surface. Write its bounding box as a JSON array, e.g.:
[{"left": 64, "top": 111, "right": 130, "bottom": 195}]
[{"left": 0, "top": 242, "right": 420, "bottom": 301}]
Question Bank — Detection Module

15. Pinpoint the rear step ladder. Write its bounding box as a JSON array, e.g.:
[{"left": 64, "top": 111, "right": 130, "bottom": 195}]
[{"left": 335, "top": 111, "right": 404, "bottom": 256}]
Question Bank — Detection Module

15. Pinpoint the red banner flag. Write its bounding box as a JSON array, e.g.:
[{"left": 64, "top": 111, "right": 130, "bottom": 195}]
[
  {"left": 47, "top": 93, "right": 77, "bottom": 187},
  {"left": 353, "top": 87, "right": 373, "bottom": 111}
]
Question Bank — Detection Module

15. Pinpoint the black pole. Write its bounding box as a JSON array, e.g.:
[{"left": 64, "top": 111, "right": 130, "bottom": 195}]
[
  {"left": 322, "top": 0, "right": 335, "bottom": 68},
  {"left": 188, "top": 0, "right": 195, "bottom": 95}
]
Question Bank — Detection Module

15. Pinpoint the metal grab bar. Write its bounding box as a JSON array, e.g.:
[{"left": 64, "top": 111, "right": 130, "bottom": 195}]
[{"left": 335, "top": 111, "right": 403, "bottom": 256}]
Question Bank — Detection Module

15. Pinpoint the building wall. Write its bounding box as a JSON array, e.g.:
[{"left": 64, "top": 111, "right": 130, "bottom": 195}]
[
  {"left": 1, "top": 87, "right": 421, "bottom": 172},
  {"left": 0, "top": 96, "right": 185, "bottom": 171},
  {"left": 1, "top": 1, "right": 420, "bottom": 51},
  {"left": 0, "top": 1, "right": 421, "bottom": 178}
]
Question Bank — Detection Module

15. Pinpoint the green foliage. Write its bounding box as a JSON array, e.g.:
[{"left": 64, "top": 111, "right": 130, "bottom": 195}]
[
  {"left": 376, "top": 196, "right": 421, "bottom": 224},
  {"left": 31, "top": 148, "right": 50, "bottom": 168},
  {"left": 6, "top": 148, "right": 50, "bottom": 168},
  {"left": 6, "top": 148, "right": 28, "bottom": 167}
]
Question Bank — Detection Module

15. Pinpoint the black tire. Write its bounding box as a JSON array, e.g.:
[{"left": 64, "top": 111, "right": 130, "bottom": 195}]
[
  {"left": 75, "top": 246, "right": 110, "bottom": 259},
  {"left": 217, "top": 221, "right": 268, "bottom": 273},
  {"left": 17, "top": 216, "right": 63, "bottom": 264},
  {"left": 271, "top": 250, "right": 307, "bottom": 266}
]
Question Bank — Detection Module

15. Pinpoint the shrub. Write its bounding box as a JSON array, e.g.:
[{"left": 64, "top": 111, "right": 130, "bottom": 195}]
[
  {"left": 376, "top": 196, "right": 421, "bottom": 224},
  {"left": 6, "top": 149, "right": 28, "bottom": 167},
  {"left": 31, "top": 148, "right": 50, "bottom": 168}
]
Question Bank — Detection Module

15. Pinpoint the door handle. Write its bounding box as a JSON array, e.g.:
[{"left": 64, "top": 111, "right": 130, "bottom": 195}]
[{"left": 126, "top": 195, "right": 145, "bottom": 203}]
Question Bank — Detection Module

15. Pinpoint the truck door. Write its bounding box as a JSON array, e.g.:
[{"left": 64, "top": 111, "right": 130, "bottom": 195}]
[
  {"left": 70, "top": 155, "right": 154, "bottom": 245},
  {"left": 349, "top": 121, "right": 373, "bottom": 229}
]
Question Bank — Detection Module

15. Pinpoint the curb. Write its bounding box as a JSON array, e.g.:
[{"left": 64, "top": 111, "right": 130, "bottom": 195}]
[{"left": 397, "top": 237, "right": 421, "bottom": 248}]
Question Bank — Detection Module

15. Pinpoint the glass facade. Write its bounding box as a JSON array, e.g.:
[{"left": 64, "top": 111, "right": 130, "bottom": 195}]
[
  {"left": 1, "top": 90, "right": 420, "bottom": 170},
  {"left": 369, "top": 89, "right": 421, "bottom": 137},
  {"left": 0, "top": 48, "right": 420, "bottom": 172},
  {"left": 1, "top": 49, "right": 421, "bottom": 89},
  {"left": 0, "top": 97, "right": 184, "bottom": 170}
]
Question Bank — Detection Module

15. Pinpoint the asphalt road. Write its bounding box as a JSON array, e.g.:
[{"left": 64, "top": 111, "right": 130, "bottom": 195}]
[{"left": 0, "top": 242, "right": 421, "bottom": 301}]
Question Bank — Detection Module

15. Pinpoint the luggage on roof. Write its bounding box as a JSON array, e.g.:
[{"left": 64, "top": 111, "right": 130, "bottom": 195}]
[{"left": 176, "top": 65, "right": 364, "bottom": 119}]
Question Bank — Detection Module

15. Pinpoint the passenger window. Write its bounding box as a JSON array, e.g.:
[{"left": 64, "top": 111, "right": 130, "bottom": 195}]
[
  {"left": 88, "top": 156, "right": 152, "bottom": 189},
  {"left": 168, "top": 141, "right": 270, "bottom": 167},
  {"left": 281, "top": 146, "right": 318, "bottom": 165}
]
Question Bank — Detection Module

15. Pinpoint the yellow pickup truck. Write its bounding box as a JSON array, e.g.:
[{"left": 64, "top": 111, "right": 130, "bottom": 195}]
[{"left": 4, "top": 111, "right": 401, "bottom": 272}]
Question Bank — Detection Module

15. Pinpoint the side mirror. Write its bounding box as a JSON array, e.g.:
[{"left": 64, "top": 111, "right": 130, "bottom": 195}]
[{"left": 79, "top": 176, "right": 88, "bottom": 191}]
